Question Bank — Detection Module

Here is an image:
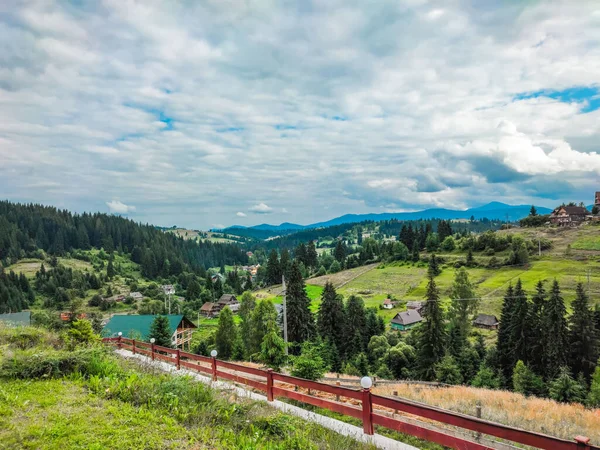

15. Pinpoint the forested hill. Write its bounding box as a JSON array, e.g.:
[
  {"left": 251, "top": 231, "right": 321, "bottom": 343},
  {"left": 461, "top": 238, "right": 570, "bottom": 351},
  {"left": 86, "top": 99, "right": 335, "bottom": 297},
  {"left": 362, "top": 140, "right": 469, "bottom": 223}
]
[{"left": 0, "top": 201, "right": 248, "bottom": 275}]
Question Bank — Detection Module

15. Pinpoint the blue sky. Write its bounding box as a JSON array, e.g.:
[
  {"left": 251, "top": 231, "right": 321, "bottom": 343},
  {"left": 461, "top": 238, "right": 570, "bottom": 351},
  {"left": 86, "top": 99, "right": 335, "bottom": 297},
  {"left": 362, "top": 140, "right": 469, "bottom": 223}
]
[{"left": 1, "top": 1, "right": 600, "bottom": 228}]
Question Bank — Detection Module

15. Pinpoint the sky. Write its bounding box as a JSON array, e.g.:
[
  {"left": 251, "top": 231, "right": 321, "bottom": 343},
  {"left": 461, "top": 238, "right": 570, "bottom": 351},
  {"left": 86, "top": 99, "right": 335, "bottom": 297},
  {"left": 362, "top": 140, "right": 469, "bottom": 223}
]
[{"left": 1, "top": 0, "right": 600, "bottom": 229}]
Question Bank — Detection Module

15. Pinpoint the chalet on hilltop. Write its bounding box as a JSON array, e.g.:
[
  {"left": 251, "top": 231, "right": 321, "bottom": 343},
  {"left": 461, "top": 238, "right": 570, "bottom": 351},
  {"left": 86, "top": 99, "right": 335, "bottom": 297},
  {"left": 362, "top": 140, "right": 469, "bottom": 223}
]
[
  {"left": 549, "top": 205, "right": 589, "bottom": 226},
  {"left": 102, "top": 314, "right": 196, "bottom": 350},
  {"left": 200, "top": 302, "right": 221, "bottom": 318},
  {"left": 473, "top": 314, "right": 499, "bottom": 330},
  {"left": 390, "top": 310, "right": 422, "bottom": 331},
  {"left": 217, "top": 294, "right": 240, "bottom": 312}
]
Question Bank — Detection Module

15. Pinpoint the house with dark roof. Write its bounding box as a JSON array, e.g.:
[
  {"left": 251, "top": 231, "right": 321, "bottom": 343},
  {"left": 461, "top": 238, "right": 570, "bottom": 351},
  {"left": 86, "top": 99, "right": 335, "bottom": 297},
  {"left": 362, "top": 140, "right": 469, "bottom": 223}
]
[
  {"left": 0, "top": 311, "right": 31, "bottom": 327},
  {"left": 200, "top": 302, "right": 221, "bottom": 318},
  {"left": 217, "top": 294, "right": 240, "bottom": 312},
  {"left": 102, "top": 314, "right": 196, "bottom": 350},
  {"left": 550, "top": 205, "right": 589, "bottom": 226},
  {"left": 473, "top": 314, "right": 499, "bottom": 330},
  {"left": 406, "top": 301, "right": 425, "bottom": 313},
  {"left": 390, "top": 310, "right": 423, "bottom": 331}
]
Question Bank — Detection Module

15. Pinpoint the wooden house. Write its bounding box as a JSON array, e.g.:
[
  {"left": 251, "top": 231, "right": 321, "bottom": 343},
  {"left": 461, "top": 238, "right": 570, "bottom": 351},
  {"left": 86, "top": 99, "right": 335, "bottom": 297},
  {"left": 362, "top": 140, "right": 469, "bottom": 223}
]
[
  {"left": 406, "top": 301, "right": 425, "bottom": 313},
  {"left": 382, "top": 298, "right": 394, "bottom": 310},
  {"left": 390, "top": 310, "right": 422, "bottom": 331},
  {"left": 549, "top": 206, "right": 589, "bottom": 226},
  {"left": 200, "top": 302, "right": 221, "bottom": 318},
  {"left": 101, "top": 314, "right": 196, "bottom": 350},
  {"left": 473, "top": 314, "right": 499, "bottom": 330},
  {"left": 217, "top": 294, "right": 240, "bottom": 313}
]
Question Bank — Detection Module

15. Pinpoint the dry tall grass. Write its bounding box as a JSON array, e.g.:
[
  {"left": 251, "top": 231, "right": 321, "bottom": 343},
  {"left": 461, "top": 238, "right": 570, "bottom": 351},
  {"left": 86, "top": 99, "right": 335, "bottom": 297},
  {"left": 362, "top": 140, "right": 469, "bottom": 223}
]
[{"left": 374, "top": 384, "right": 600, "bottom": 443}]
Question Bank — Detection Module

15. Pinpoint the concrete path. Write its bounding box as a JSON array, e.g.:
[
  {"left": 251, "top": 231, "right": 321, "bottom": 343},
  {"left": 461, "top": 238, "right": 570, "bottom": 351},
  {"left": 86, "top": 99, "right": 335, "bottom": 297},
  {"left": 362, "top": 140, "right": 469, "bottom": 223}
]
[{"left": 115, "top": 349, "right": 418, "bottom": 450}]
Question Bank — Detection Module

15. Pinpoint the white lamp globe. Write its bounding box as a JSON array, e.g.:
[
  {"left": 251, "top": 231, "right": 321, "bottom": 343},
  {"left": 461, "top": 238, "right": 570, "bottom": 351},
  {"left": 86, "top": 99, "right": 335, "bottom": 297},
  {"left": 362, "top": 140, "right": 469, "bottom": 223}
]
[
  {"left": 360, "top": 376, "right": 373, "bottom": 389},
  {"left": 117, "top": 332, "right": 123, "bottom": 337},
  {"left": 150, "top": 338, "right": 155, "bottom": 344},
  {"left": 211, "top": 350, "right": 218, "bottom": 358}
]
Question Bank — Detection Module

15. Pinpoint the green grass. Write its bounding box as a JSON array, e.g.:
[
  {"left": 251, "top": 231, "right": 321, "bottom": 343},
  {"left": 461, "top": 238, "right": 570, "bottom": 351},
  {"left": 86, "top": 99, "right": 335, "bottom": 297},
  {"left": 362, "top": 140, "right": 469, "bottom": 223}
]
[
  {"left": 0, "top": 326, "right": 377, "bottom": 450},
  {"left": 572, "top": 236, "right": 600, "bottom": 251}
]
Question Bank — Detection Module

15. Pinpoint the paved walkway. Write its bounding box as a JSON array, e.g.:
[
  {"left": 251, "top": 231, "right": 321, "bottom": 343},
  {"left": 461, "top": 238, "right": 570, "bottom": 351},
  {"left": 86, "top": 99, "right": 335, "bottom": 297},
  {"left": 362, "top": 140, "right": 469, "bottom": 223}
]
[{"left": 115, "top": 349, "right": 418, "bottom": 450}]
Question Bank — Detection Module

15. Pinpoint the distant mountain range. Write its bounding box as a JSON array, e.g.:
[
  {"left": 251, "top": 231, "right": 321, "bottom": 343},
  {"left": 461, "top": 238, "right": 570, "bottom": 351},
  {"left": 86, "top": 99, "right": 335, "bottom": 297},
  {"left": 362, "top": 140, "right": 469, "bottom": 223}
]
[{"left": 221, "top": 202, "right": 554, "bottom": 234}]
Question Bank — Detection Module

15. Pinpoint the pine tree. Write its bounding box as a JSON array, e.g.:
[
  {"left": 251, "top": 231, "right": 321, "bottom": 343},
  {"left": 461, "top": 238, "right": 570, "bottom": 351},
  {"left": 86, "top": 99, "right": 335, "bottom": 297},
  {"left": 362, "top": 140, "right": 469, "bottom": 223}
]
[
  {"left": 250, "top": 299, "right": 278, "bottom": 356},
  {"left": 291, "top": 342, "right": 328, "bottom": 381},
  {"left": 496, "top": 284, "right": 515, "bottom": 383},
  {"left": 466, "top": 248, "right": 474, "bottom": 267},
  {"left": 295, "top": 243, "right": 308, "bottom": 266},
  {"left": 449, "top": 268, "right": 477, "bottom": 346},
  {"left": 529, "top": 205, "right": 537, "bottom": 216},
  {"left": 106, "top": 256, "right": 115, "bottom": 279},
  {"left": 542, "top": 280, "right": 568, "bottom": 379},
  {"left": 344, "top": 295, "right": 367, "bottom": 359},
  {"left": 149, "top": 315, "right": 173, "bottom": 348},
  {"left": 527, "top": 281, "right": 546, "bottom": 374},
  {"left": 266, "top": 250, "right": 281, "bottom": 286},
  {"left": 435, "top": 355, "right": 463, "bottom": 385},
  {"left": 306, "top": 241, "right": 318, "bottom": 269},
  {"left": 316, "top": 282, "right": 346, "bottom": 355},
  {"left": 353, "top": 352, "right": 370, "bottom": 376},
  {"left": 285, "top": 262, "right": 315, "bottom": 350},
  {"left": 239, "top": 292, "right": 257, "bottom": 354},
  {"left": 512, "top": 360, "right": 545, "bottom": 396},
  {"left": 279, "top": 248, "right": 291, "bottom": 280},
  {"left": 568, "top": 283, "right": 599, "bottom": 381},
  {"left": 186, "top": 279, "right": 201, "bottom": 300},
  {"left": 416, "top": 276, "right": 446, "bottom": 380},
  {"left": 588, "top": 363, "right": 600, "bottom": 407},
  {"left": 411, "top": 241, "right": 420, "bottom": 262},
  {"left": 427, "top": 254, "right": 441, "bottom": 277},
  {"left": 216, "top": 306, "right": 237, "bottom": 359},
  {"left": 509, "top": 279, "right": 530, "bottom": 365},
  {"left": 549, "top": 367, "right": 586, "bottom": 403},
  {"left": 231, "top": 334, "right": 246, "bottom": 360},
  {"left": 260, "top": 322, "right": 286, "bottom": 371},
  {"left": 334, "top": 240, "right": 346, "bottom": 264},
  {"left": 214, "top": 278, "right": 223, "bottom": 300}
]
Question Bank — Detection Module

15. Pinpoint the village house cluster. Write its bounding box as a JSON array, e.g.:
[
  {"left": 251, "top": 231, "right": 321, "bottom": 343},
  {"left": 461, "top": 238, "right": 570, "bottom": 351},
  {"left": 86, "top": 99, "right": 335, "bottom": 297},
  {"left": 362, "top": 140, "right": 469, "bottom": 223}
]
[{"left": 548, "top": 192, "right": 600, "bottom": 226}]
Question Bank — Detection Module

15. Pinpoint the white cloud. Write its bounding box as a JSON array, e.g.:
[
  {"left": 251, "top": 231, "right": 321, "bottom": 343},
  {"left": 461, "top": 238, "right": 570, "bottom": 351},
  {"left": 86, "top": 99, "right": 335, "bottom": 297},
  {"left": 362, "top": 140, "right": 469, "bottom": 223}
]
[
  {"left": 236, "top": 211, "right": 247, "bottom": 217},
  {"left": 1, "top": 1, "right": 600, "bottom": 228},
  {"left": 106, "top": 200, "right": 135, "bottom": 214},
  {"left": 249, "top": 203, "right": 273, "bottom": 214}
]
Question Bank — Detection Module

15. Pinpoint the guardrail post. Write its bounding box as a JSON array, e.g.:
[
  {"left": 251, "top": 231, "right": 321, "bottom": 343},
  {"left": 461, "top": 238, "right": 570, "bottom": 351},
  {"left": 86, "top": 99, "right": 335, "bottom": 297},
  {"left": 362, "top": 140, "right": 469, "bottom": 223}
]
[
  {"left": 211, "top": 356, "right": 217, "bottom": 381},
  {"left": 176, "top": 349, "right": 181, "bottom": 370},
  {"left": 362, "top": 388, "right": 374, "bottom": 435},
  {"left": 151, "top": 343, "right": 155, "bottom": 361},
  {"left": 266, "top": 369, "right": 274, "bottom": 401},
  {"left": 393, "top": 391, "right": 398, "bottom": 416},
  {"left": 118, "top": 335, "right": 122, "bottom": 349},
  {"left": 132, "top": 339, "right": 136, "bottom": 355},
  {"left": 575, "top": 436, "right": 591, "bottom": 449},
  {"left": 336, "top": 381, "right": 340, "bottom": 401}
]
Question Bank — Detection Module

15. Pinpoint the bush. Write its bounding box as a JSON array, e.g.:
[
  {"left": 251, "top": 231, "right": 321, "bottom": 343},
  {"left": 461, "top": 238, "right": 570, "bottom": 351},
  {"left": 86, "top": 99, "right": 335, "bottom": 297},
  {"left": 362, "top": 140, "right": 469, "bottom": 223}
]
[{"left": 0, "top": 347, "right": 106, "bottom": 379}]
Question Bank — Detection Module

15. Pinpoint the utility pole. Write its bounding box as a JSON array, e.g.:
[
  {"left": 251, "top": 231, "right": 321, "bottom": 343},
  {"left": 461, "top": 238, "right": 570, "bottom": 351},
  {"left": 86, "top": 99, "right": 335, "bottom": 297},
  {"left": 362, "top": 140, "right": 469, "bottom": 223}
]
[{"left": 282, "top": 274, "right": 288, "bottom": 356}]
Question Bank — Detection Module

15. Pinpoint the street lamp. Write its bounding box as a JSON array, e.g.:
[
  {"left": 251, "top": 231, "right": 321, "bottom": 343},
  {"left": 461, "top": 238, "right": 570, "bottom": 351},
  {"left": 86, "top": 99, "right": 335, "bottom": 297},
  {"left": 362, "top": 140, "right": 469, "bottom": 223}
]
[
  {"left": 117, "top": 332, "right": 122, "bottom": 337},
  {"left": 211, "top": 350, "right": 218, "bottom": 358},
  {"left": 150, "top": 338, "right": 155, "bottom": 344},
  {"left": 360, "top": 376, "right": 373, "bottom": 390}
]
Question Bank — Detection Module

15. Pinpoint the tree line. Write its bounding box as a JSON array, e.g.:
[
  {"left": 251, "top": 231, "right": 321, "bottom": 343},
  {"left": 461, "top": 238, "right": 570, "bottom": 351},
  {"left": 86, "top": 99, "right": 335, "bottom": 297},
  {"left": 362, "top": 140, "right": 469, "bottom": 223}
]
[{"left": 0, "top": 201, "right": 248, "bottom": 274}]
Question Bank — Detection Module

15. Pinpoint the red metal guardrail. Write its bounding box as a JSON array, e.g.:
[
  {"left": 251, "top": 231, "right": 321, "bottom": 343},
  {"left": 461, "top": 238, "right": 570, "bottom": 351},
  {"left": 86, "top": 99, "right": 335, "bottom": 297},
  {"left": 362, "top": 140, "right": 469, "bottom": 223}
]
[{"left": 103, "top": 337, "right": 597, "bottom": 450}]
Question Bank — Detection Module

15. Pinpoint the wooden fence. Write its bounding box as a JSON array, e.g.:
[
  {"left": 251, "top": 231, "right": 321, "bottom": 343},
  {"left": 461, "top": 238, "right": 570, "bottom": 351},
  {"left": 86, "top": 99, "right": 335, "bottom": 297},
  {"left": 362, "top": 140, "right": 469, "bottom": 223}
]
[{"left": 103, "top": 337, "right": 597, "bottom": 450}]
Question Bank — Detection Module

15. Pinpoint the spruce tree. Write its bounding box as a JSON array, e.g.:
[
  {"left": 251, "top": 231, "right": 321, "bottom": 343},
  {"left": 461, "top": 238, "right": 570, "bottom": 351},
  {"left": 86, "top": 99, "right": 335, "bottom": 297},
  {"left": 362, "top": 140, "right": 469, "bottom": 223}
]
[
  {"left": 509, "top": 279, "right": 530, "bottom": 366},
  {"left": 260, "top": 322, "right": 286, "bottom": 371},
  {"left": 285, "top": 261, "right": 315, "bottom": 350},
  {"left": 107, "top": 256, "right": 115, "bottom": 279},
  {"left": 279, "top": 248, "right": 291, "bottom": 280},
  {"left": 306, "top": 241, "right": 318, "bottom": 269},
  {"left": 344, "top": 295, "right": 367, "bottom": 359},
  {"left": 239, "top": 292, "right": 257, "bottom": 354},
  {"left": 216, "top": 306, "right": 237, "bottom": 359},
  {"left": 542, "top": 280, "right": 568, "bottom": 379},
  {"left": 149, "top": 315, "right": 173, "bottom": 348},
  {"left": 266, "top": 250, "right": 281, "bottom": 285},
  {"left": 568, "top": 283, "right": 599, "bottom": 381},
  {"left": 496, "top": 284, "right": 515, "bottom": 383},
  {"left": 427, "top": 254, "right": 441, "bottom": 277},
  {"left": 334, "top": 241, "right": 346, "bottom": 264},
  {"left": 549, "top": 367, "right": 586, "bottom": 403},
  {"left": 416, "top": 276, "right": 446, "bottom": 380},
  {"left": 411, "top": 241, "right": 420, "bottom": 263},
  {"left": 449, "top": 268, "right": 477, "bottom": 346},
  {"left": 250, "top": 299, "right": 278, "bottom": 356},
  {"left": 316, "top": 282, "right": 346, "bottom": 355},
  {"left": 527, "top": 281, "right": 546, "bottom": 374}
]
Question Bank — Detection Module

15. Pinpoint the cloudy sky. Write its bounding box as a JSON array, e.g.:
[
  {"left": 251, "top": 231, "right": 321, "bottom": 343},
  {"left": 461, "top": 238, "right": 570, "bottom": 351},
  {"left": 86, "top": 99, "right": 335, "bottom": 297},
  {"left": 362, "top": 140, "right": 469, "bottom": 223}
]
[{"left": 1, "top": 1, "right": 600, "bottom": 229}]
